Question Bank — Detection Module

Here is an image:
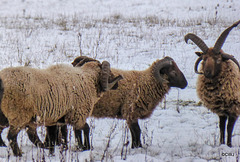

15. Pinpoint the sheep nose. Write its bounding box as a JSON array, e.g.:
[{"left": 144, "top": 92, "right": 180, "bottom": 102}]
[{"left": 204, "top": 69, "right": 212, "bottom": 78}]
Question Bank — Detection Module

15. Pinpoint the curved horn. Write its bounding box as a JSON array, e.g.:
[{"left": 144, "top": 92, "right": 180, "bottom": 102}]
[
  {"left": 153, "top": 57, "right": 173, "bottom": 83},
  {"left": 184, "top": 33, "right": 209, "bottom": 53},
  {"left": 100, "top": 61, "right": 110, "bottom": 91},
  {"left": 194, "top": 56, "right": 204, "bottom": 74},
  {"left": 222, "top": 53, "right": 240, "bottom": 71},
  {"left": 100, "top": 61, "right": 123, "bottom": 91},
  {"left": 72, "top": 56, "right": 98, "bottom": 67},
  {"left": 213, "top": 20, "right": 240, "bottom": 54}
]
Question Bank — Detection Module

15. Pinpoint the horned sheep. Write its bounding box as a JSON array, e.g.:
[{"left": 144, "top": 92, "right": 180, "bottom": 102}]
[
  {"left": 0, "top": 58, "right": 122, "bottom": 156},
  {"left": 46, "top": 56, "right": 188, "bottom": 150},
  {"left": 185, "top": 20, "right": 240, "bottom": 147}
]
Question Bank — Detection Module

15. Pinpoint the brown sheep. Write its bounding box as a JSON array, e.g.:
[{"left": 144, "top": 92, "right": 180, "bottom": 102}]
[
  {"left": 45, "top": 56, "right": 188, "bottom": 150},
  {"left": 185, "top": 20, "right": 240, "bottom": 147},
  {"left": 0, "top": 59, "right": 122, "bottom": 156}
]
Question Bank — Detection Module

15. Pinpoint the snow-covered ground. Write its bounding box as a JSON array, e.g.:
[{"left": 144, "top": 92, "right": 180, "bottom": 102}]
[{"left": 0, "top": 0, "right": 239, "bottom": 161}]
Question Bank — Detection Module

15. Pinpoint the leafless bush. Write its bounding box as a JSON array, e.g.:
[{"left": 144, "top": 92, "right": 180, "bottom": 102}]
[{"left": 101, "top": 122, "right": 118, "bottom": 162}]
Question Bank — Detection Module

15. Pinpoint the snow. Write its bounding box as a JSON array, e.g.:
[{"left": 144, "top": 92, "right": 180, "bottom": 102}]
[{"left": 0, "top": 0, "right": 239, "bottom": 161}]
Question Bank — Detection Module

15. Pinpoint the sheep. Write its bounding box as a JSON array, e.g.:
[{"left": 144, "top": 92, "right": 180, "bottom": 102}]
[
  {"left": 184, "top": 20, "right": 240, "bottom": 147},
  {"left": 45, "top": 56, "right": 188, "bottom": 150},
  {"left": 0, "top": 57, "right": 105, "bottom": 149},
  {"left": 0, "top": 58, "right": 122, "bottom": 156}
]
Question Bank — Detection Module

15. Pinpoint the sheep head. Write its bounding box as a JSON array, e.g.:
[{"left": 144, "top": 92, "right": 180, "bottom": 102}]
[
  {"left": 185, "top": 20, "right": 240, "bottom": 79},
  {"left": 153, "top": 56, "right": 188, "bottom": 89},
  {"left": 72, "top": 56, "right": 123, "bottom": 91}
]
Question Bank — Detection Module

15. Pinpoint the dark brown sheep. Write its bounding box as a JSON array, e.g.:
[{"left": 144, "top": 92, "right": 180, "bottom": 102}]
[
  {"left": 45, "top": 56, "right": 188, "bottom": 150},
  {"left": 185, "top": 20, "right": 240, "bottom": 147}
]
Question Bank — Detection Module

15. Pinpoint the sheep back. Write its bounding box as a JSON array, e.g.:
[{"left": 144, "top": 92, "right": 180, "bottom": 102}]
[
  {"left": 0, "top": 63, "right": 100, "bottom": 129},
  {"left": 197, "top": 60, "right": 240, "bottom": 116}
]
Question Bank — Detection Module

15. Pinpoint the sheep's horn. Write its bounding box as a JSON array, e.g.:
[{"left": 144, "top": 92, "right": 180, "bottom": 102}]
[
  {"left": 222, "top": 53, "right": 240, "bottom": 71},
  {"left": 72, "top": 56, "right": 98, "bottom": 67},
  {"left": 153, "top": 57, "right": 173, "bottom": 83},
  {"left": 213, "top": 20, "right": 240, "bottom": 54},
  {"left": 194, "top": 56, "right": 204, "bottom": 74},
  {"left": 100, "top": 61, "right": 123, "bottom": 91},
  {"left": 184, "top": 33, "right": 209, "bottom": 54}
]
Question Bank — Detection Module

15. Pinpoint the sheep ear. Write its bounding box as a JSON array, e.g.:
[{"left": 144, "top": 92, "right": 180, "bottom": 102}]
[
  {"left": 195, "top": 52, "right": 203, "bottom": 57},
  {"left": 107, "top": 75, "right": 123, "bottom": 90},
  {"left": 221, "top": 53, "right": 240, "bottom": 71}
]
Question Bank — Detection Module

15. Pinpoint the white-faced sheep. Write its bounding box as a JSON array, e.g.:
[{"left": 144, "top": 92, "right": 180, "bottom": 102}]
[
  {"left": 0, "top": 58, "right": 122, "bottom": 156},
  {"left": 45, "top": 56, "right": 188, "bottom": 150},
  {"left": 185, "top": 20, "right": 240, "bottom": 147}
]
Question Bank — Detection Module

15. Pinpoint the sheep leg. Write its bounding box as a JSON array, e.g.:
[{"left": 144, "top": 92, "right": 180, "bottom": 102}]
[
  {"left": 0, "top": 129, "right": 6, "bottom": 147},
  {"left": 74, "top": 128, "right": 84, "bottom": 150},
  {"left": 75, "top": 123, "right": 90, "bottom": 151},
  {"left": 0, "top": 126, "right": 8, "bottom": 147},
  {"left": 7, "top": 126, "right": 22, "bottom": 157},
  {"left": 44, "top": 117, "right": 68, "bottom": 148},
  {"left": 0, "top": 119, "right": 8, "bottom": 147},
  {"left": 26, "top": 125, "right": 44, "bottom": 148},
  {"left": 128, "top": 122, "right": 142, "bottom": 148},
  {"left": 55, "top": 117, "right": 68, "bottom": 147},
  {"left": 58, "top": 125, "right": 68, "bottom": 149},
  {"left": 45, "top": 125, "right": 68, "bottom": 149},
  {"left": 83, "top": 123, "right": 90, "bottom": 150},
  {"left": 219, "top": 115, "right": 227, "bottom": 145},
  {"left": 0, "top": 111, "right": 9, "bottom": 147},
  {"left": 227, "top": 116, "right": 238, "bottom": 147},
  {"left": 44, "top": 125, "right": 57, "bottom": 148},
  {"left": 46, "top": 126, "right": 57, "bottom": 155}
]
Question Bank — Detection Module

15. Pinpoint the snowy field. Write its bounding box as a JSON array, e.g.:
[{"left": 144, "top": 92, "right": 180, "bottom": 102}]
[{"left": 0, "top": 0, "right": 240, "bottom": 161}]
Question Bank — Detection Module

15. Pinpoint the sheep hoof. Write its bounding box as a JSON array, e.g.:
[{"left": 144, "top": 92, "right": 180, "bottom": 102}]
[
  {"left": 37, "top": 142, "right": 45, "bottom": 148},
  {"left": 10, "top": 142, "right": 23, "bottom": 157},
  {"left": 82, "top": 146, "right": 90, "bottom": 151},
  {"left": 131, "top": 143, "right": 142, "bottom": 149},
  {"left": 0, "top": 143, "right": 7, "bottom": 147},
  {"left": 48, "top": 152, "right": 55, "bottom": 157},
  {"left": 49, "top": 148, "right": 55, "bottom": 156},
  {"left": 74, "top": 145, "right": 88, "bottom": 152},
  {"left": 13, "top": 150, "right": 23, "bottom": 157},
  {"left": 43, "top": 142, "right": 52, "bottom": 148},
  {"left": 60, "top": 144, "right": 68, "bottom": 151},
  {"left": 76, "top": 146, "right": 84, "bottom": 151}
]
